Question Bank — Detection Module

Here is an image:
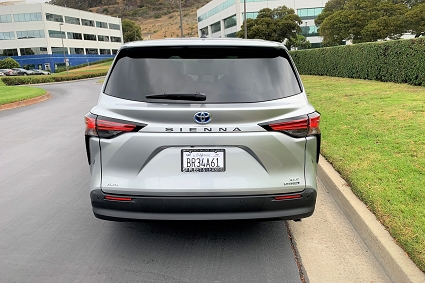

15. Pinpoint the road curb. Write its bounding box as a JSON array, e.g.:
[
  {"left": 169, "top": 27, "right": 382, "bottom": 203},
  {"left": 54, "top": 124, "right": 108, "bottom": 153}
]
[
  {"left": 0, "top": 92, "right": 51, "bottom": 111},
  {"left": 318, "top": 156, "right": 425, "bottom": 283}
]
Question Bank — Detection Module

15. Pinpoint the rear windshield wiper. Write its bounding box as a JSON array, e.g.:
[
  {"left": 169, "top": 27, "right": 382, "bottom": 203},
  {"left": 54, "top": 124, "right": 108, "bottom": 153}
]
[{"left": 145, "top": 92, "right": 206, "bottom": 101}]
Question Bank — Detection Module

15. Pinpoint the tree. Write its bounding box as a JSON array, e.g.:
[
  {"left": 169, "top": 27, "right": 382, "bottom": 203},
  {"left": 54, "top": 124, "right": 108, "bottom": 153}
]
[
  {"left": 0, "top": 58, "right": 20, "bottom": 69},
  {"left": 236, "top": 6, "right": 302, "bottom": 43},
  {"left": 405, "top": 3, "right": 425, "bottom": 36},
  {"left": 122, "top": 19, "right": 143, "bottom": 42},
  {"left": 316, "top": 0, "right": 413, "bottom": 46},
  {"left": 285, "top": 34, "right": 311, "bottom": 50}
]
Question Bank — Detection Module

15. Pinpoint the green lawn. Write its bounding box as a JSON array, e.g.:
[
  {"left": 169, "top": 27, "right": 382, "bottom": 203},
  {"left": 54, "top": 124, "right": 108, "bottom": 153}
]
[
  {"left": 0, "top": 84, "right": 46, "bottom": 105},
  {"left": 302, "top": 75, "right": 425, "bottom": 272}
]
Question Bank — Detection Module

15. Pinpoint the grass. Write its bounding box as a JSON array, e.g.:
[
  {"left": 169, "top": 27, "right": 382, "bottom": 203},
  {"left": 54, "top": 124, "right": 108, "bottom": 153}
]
[
  {"left": 302, "top": 75, "right": 425, "bottom": 272},
  {"left": 0, "top": 82, "right": 45, "bottom": 105}
]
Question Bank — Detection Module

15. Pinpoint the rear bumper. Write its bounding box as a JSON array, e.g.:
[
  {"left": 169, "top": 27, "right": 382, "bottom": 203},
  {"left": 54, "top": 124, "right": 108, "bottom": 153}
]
[{"left": 90, "top": 188, "right": 317, "bottom": 221}]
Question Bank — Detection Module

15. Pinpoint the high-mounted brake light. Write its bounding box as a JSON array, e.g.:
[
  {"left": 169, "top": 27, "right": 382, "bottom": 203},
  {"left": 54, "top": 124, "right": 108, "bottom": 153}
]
[
  {"left": 260, "top": 112, "right": 321, "bottom": 138},
  {"left": 84, "top": 113, "right": 146, "bottom": 139}
]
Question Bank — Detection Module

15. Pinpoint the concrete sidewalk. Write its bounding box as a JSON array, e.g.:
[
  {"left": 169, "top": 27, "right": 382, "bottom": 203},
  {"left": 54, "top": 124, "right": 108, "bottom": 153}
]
[{"left": 289, "top": 157, "right": 425, "bottom": 283}]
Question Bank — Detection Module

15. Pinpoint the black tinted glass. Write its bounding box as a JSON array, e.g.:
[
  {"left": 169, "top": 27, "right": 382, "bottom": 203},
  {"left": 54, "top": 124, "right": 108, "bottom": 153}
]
[{"left": 104, "top": 46, "right": 302, "bottom": 103}]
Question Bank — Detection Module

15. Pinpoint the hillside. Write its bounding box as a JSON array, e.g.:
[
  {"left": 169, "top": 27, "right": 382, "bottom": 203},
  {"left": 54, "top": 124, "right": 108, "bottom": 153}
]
[{"left": 88, "top": 0, "right": 210, "bottom": 39}]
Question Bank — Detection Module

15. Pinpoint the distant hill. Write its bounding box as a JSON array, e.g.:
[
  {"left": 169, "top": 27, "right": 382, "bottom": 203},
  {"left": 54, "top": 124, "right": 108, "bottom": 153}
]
[{"left": 49, "top": 0, "right": 210, "bottom": 39}]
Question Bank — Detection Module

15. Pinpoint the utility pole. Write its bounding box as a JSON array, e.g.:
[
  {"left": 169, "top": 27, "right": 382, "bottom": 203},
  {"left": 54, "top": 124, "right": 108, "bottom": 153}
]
[
  {"left": 59, "top": 23, "right": 68, "bottom": 73},
  {"left": 179, "top": 0, "right": 184, "bottom": 37},
  {"left": 244, "top": 0, "right": 247, "bottom": 39}
]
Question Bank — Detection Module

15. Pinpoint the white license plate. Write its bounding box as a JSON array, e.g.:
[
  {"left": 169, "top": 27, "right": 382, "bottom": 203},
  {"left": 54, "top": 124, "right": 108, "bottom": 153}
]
[{"left": 181, "top": 149, "right": 225, "bottom": 172}]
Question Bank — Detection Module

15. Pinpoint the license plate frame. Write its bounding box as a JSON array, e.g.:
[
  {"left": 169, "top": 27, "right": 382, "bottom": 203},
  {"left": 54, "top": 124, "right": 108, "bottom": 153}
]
[{"left": 181, "top": 149, "right": 226, "bottom": 173}]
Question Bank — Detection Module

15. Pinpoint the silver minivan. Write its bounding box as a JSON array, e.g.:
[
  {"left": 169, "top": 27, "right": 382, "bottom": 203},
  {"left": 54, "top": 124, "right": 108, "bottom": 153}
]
[{"left": 85, "top": 38, "right": 320, "bottom": 221}]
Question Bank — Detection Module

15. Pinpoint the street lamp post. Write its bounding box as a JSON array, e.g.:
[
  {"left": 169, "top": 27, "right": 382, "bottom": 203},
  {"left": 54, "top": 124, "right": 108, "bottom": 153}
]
[
  {"left": 59, "top": 23, "right": 68, "bottom": 73},
  {"left": 244, "top": 0, "right": 247, "bottom": 39},
  {"left": 178, "top": 0, "right": 184, "bottom": 37}
]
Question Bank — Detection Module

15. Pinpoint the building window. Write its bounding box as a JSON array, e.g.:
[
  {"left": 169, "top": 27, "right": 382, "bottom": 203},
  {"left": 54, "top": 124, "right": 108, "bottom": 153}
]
[
  {"left": 46, "top": 13, "right": 63, "bottom": 23},
  {"left": 109, "top": 23, "right": 120, "bottom": 30},
  {"left": 98, "top": 35, "right": 109, "bottom": 42},
  {"left": 96, "top": 21, "right": 108, "bottom": 28},
  {"left": 297, "top": 8, "right": 324, "bottom": 19},
  {"left": 81, "top": 19, "right": 94, "bottom": 27},
  {"left": 65, "top": 16, "right": 80, "bottom": 25},
  {"left": 225, "top": 32, "right": 236, "bottom": 38},
  {"left": 83, "top": 33, "right": 97, "bottom": 41},
  {"left": 224, "top": 15, "right": 236, "bottom": 29},
  {"left": 112, "top": 49, "right": 118, "bottom": 55},
  {"left": 13, "top": 12, "right": 42, "bottom": 22},
  {"left": 67, "top": 32, "right": 82, "bottom": 40},
  {"left": 211, "top": 21, "right": 221, "bottom": 34},
  {"left": 52, "top": 47, "right": 68, "bottom": 54},
  {"left": 301, "top": 25, "right": 319, "bottom": 37},
  {"left": 20, "top": 47, "right": 48, "bottom": 55},
  {"left": 110, "top": 36, "right": 121, "bottom": 43},
  {"left": 0, "top": 48, "right": 18, "bottom": 56},
  {"left": 70, "top": 47, "right": 84, "bottom": 54},
  {"left": 0, "top": 14, "right": 12, "bottom": 23},
  {"left": 198, "top": 0, "right": 235, "bottom": 22},
  {"left": 85, "top": 48, "right": 98, "bottom": 55},
  {"left": 242, "top": 12, "right": 258, "bottom": 20},
  {"left": 49, "top": 30, "right": 66, "bottom": 39},
  {"left": 0, "top": 31, "right": 15, "bottom": 40},
  {"left": 17, "top": 30, "right": 45, "bottom": 39},
  {"left": 99, "top": 49, "right": 111, "bottom": 55}
]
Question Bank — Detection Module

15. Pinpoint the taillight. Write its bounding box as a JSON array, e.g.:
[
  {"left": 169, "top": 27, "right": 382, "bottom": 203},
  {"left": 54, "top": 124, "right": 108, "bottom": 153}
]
[
  {"left": 260, "top": 112, "right": 321, "bottom": 138},
  {"left": 84, "top": 113, "right": 145, "bottom": 139}
]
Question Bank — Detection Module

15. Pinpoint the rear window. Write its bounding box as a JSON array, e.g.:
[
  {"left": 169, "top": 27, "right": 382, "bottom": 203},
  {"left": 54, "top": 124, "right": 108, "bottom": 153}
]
[{"left": 104, "top": 46, "right": 302, "bottom": 103}]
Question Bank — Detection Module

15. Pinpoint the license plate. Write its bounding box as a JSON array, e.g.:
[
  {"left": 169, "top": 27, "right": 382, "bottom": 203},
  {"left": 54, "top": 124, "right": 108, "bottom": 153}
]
[{"left": 181, "top": 149, "right": 225, "bottom": 172}]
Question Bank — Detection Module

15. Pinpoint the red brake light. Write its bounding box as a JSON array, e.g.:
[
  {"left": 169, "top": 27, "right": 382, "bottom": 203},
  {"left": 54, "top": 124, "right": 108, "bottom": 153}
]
[
  {"left": 84, "top": 113, "right": 145, "bottom": 139},
  {"left": 261, "top": 112, "right": 320, "bottom": 138},
  {"left": 274, "top": 194, "right": 302, "bottom": 201}
]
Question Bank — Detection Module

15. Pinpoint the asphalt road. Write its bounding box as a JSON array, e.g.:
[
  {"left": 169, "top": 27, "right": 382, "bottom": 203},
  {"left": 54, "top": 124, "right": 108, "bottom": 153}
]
[{"left": 0, "top": 79, "right": 302, "bottom": 283}]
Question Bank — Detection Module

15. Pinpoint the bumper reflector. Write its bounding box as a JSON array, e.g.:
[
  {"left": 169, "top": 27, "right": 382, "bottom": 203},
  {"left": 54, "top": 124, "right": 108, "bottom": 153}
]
[
  {"left": 104, "top": 196, "right": 132, "bottom": 201},
  {"left": 274, "top": 194, "right": 302, "bottom": 201}
]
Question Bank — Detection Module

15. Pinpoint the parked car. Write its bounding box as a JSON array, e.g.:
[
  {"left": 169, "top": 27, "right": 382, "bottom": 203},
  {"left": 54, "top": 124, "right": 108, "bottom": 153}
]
[
  {"left": 85, "top": 38, "right": 321, "bottom": 221},
  {"left": 12, "top": 68, "right": 35, "bottom": 76},
  {"left": 0, "top": 71, "right": 4, "bottom": 76},
  {"left": 0, "top": 69, "right": 18, "bottom": 76},
  {"left": 31, "top": 69, "right": 51, "bottom": 75}
]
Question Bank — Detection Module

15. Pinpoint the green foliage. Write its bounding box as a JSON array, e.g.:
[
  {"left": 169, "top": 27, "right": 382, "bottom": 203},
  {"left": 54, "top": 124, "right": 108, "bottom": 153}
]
[
  {"left": 122, "top": 19, "right": 143, "bottom": 43},
  {"left": 285, "top": 34, "right": 311, "bottom": 50},
  {"left": 236, "top": 6, "right": 302, "bottom": 43},
  {"left": 316, "top": 0, "right": 423, "bottom": 46},
  {"left": 0, "top": 57, "right": 20, "bottom": 69},
  {"left": 290, "top": 38, "right": 425, "bottom": 86},
  {"left": 1, "top": 72, "right": 108, "bottom": 86}
]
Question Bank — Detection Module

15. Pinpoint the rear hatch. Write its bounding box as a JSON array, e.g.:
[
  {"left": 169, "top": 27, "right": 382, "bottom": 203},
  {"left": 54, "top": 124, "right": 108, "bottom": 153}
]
[{"left": 93, "top": 44, "right": 317, "bottom": 196}]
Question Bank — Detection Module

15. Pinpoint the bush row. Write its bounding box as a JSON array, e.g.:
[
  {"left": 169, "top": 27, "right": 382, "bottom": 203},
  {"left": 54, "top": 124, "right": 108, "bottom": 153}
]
[
  {"left": 55, "top": 58, "right": 113, "bottom": 73},
  {"left": 1, "top": 72, "right": 107, "bottom": 86},
  {"left": 290, "top": 38, "right": 425, "bottom": 86}
]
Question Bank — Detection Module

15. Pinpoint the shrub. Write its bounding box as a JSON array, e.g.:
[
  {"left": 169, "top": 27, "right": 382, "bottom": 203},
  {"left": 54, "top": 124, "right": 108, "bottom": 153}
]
[
  {"left": 290, "top": 38, "right": 425, "bottom": 86},
  {"left": 0, "top": 57, "right": 20, "bottom": 69},
  {"left": 1, "top": 72, "right": 107, "bottom": 86}
]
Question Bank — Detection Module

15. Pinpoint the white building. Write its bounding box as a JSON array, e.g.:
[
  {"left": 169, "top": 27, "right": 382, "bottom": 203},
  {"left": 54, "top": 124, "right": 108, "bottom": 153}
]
[
  {"left": 0, "top": 2, "right": 123, "bottom": 70},
  {"left": 197, "top": 0, "right": 328, "bottom": 48}
]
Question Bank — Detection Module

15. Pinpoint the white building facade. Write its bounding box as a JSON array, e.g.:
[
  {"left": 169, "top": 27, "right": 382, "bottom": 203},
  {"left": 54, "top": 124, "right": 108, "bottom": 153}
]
[
  {"left": 197, "top": 0, "right": 328, "bottom": 48},
  {"left": 0, "top": 2, "right": 123, "bottom": 68}
]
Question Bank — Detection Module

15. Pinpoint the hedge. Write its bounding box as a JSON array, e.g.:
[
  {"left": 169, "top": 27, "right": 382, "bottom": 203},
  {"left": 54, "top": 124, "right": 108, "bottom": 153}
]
[
  {"left": 290, "top": 38, "right": 425, "bottom": 86},
  {"left": 1, "top": 72, "right": 107, "bottom": 86}
]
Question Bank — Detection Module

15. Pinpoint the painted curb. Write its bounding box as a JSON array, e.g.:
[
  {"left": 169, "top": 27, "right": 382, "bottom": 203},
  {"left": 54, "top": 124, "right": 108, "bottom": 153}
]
[
  {"left": 0, "top": 92, "right": 51, "bottom": 111},
  {"left": 318, "top": 156, "right": 425, "bottom": 283}
]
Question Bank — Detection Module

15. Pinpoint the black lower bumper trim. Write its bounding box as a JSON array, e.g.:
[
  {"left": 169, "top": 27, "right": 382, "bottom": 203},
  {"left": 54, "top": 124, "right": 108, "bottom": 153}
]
[{"left": 90, "top": 188, "right": 317, "bottom": 221}]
